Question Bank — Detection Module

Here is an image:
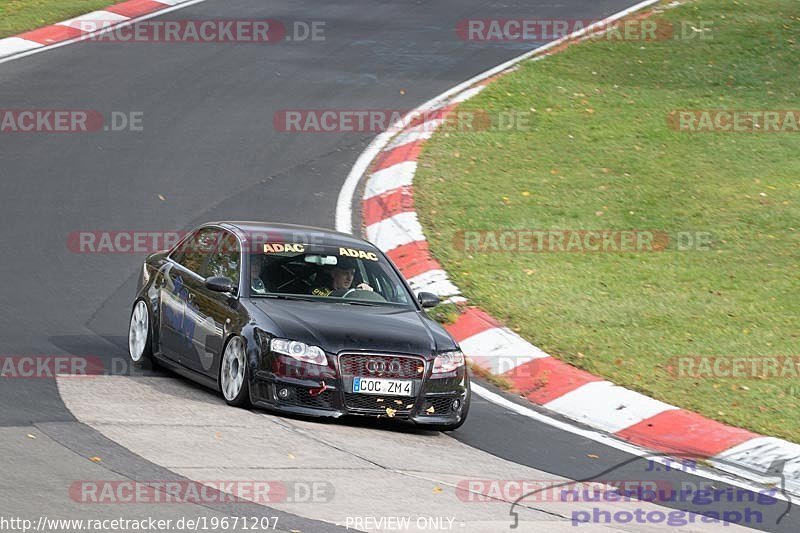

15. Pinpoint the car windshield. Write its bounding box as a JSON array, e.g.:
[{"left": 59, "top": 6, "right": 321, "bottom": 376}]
[{"left": 249, "top": 243, "right": 414, "bottom": 307}]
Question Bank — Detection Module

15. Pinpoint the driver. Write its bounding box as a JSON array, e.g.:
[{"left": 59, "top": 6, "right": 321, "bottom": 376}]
[{"left": 311, "top": 257, "right": 373, "bottom": 296}]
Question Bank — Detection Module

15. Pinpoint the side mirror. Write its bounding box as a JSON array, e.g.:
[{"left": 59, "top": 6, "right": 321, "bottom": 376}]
[
  {"left": 417, "top": 292, "right": 440, "bottom": 309},
  {"left": 206, "top": 276, "right": 235, "bottom": 294}
]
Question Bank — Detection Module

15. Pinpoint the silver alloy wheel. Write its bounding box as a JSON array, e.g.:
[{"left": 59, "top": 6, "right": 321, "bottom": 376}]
[
  {"left": 128, "top": 300, "right": 148, "bottom": 363},
  {"left": 221, "top": 337, "right": 246, "bottom": 401}
]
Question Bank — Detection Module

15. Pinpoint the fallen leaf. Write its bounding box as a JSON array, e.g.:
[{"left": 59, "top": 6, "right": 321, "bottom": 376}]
[
  {"left": 432, "top": 486, "right": 443, "bottom": 494},
  {"left": 157, "top": 194, "right": 166, "bottom": 201},
  {"left": 26, "top": 434, "right": 36, "bottom": 440},
  {"left": 214, "top": 432, "right": 222, "bottom": 440},
  {"left": 406, "top": 404, "right": 414, "bottom": 409},
  {"left": 287, "top": 453, "right": 296, "bottom": 459},
  {"left": 587, "top": 454, "right": 599, "bottom": 459},
  {"left": 385, "top": 407, "right": 397, "bottom": 418},
  {"left": 426, "top": 406, "right": 435, "bottom": 414},
  {"left": 394, "top": 400, "right": 403, "bottom": 405},
  {"left": 89, "top": 456, "right": 102, "bottom": 463}
]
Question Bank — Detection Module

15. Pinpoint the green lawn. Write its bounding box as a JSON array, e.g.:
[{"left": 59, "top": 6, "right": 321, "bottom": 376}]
[
  {"left": 0, "top": 0, "right": 120, "bottom": 38},
  {"left": 415, "top": 0, "right": 800, "bottom": 442}
]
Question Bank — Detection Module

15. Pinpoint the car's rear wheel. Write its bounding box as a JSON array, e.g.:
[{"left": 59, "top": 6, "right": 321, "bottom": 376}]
[
  {"left": 128, "top": 300, "right": 153, "bottom": 367},
  {"left": 220, "top": 336, "right": 251, "bottom": 407}
]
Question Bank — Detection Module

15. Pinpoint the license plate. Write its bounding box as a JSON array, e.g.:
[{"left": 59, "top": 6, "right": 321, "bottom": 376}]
[{"left": 352, "top": 377, "right": 413, "bottom": 396}]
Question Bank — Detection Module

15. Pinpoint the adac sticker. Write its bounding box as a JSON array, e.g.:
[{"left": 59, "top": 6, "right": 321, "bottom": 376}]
[
  {"left": 339, "top": 247, "right": 379, "bottom": 261},
  {"left": 264, "top": 243, "right": 305, "bottom": 253}
]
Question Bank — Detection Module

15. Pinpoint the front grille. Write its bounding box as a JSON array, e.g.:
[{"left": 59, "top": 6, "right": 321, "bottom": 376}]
[
  {"left": 280, "top": 385, "right": 334, "bottom": 409},
  {"left": 339, "top": 354, "right": 425, "bottom": 379},
  {"left": 343, "top": 393, "right": 416, "bottom": 415},
  {"left": 422, "top": 396, "right": 455, "bottom": 416}
]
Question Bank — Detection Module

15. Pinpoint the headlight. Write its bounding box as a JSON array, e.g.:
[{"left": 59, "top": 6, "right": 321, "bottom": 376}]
[
  {"left": 270, "top": 338, "right": 327, "bottom": 366},
  {"left": 432, "top": 350, "right": 465, "bottom": 374}
]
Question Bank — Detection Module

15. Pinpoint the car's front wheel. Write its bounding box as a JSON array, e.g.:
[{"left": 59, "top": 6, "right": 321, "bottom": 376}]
[
  {"left": 220, "top": 336, "right": 251, "bottom": 408},
  {"left": 128, "top": 300, "right": 154, "bottom": 367}
]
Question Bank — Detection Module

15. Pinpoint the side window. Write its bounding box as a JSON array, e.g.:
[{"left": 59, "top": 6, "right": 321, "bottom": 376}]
[
  {"left": 206, "top": 231, "right": 241, "bottom": 285},
  {"left": 170, "top": 228, "right": 222, "bottom": 277}
]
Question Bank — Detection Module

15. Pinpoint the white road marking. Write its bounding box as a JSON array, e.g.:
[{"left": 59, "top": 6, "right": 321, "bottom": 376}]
[
  {"left": 459, "top": 328, "right": 550, "bottom": 374},
  {"left": 472, "top": 383, "right": 796, "bottom": 502},
  {"left": 56, "top": 11, "right": 128, "bottom": 30},
  {"left": 542, "top": 382, "right": 678, "bottom": 434},
  {"left": 406, "top": 269, "right": 462, "bottom": 298},
  {"left": 365, "top": 211, "right": 425, "bottom": 252},
  {"left": 712, "top": 438, "right": 800, "bottom": 495},
  {"left": 363, "top": 161, "right": 417, "bottom": 199},
  {"left": 0, "top": 37, "right": 43, "bottom": 57},
  {"left": 385, "top": 120, "right": 445, "bottom": 150},
  {"left": 0, "top": 0, "right": 208, "bottom": 65}
]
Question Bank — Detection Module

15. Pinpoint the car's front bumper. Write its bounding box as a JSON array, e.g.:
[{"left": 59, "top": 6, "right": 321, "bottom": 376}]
[{"left": 250, "top": 355, "right": 469, "bottom": 426}]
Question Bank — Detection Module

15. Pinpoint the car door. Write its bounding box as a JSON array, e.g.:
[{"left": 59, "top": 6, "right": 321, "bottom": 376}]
[
  {"left": 157, "top": 261, "right": 188, "bottom": 362},
  {"left": 161, "top": 227, "right": 220, "bottom": 366},
  {"left": 182, "top": 230, "right": 242, "bottom": 377}
]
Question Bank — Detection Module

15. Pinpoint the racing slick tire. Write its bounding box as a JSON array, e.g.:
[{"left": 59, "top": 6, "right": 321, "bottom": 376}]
[
  {"left": 220, "top": 335, "right": 252, "bottom": 408},
  {"left": 128, "top": 299, "right": 156, "bottom": 369}
]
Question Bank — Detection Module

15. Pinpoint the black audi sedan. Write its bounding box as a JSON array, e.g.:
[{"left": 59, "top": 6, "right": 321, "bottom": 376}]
[{"left": 128, "top": 222, "right": 470, "bottom": 430}]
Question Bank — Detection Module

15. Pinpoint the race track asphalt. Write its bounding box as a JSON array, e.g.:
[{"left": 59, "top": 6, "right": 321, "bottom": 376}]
[{"left": 0, "top": 1, "right": 794, "bottom": 531}]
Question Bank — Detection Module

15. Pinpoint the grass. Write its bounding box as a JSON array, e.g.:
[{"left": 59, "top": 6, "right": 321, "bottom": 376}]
[
  {"left": 0, "top": 0, "right": 121, "bottom": 38},
  {"left": 415, "top": 0, "right": 800, "bottom": 442}
]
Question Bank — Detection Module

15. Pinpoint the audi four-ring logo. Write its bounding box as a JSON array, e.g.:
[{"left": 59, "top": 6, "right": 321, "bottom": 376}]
[{"left": 366, "top": 359, "right": 402, "bottom": 375}]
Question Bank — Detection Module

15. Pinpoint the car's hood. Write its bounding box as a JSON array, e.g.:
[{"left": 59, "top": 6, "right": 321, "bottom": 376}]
[{"left": 249, "top": 299, "right": 455, "bottom": 357}]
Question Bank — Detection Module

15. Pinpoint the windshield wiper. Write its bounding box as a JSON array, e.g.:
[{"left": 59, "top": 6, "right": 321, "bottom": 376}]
[
  {"left": 335, "top": 300, "right": 382, "bottom": 307},
  {"left": 258, "top": 294, "right": 317, "bottom": 303}
]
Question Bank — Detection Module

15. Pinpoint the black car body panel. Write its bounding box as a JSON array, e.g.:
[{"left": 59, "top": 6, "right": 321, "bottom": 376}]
[{"left": 132, "top": 222, "right": 470, "bottom": 429}]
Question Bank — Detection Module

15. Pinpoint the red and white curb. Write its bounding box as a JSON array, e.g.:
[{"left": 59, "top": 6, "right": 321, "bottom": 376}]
[
  {"left": 0, "top": 0, "right": 198, "bottom": 62},
  {"left": 337, "top": 0, "right": 800, "bottom": 497}
]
